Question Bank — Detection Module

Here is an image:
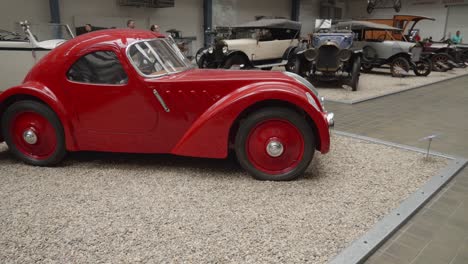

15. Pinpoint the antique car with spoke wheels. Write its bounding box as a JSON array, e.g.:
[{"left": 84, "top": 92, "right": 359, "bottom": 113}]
[
  {"left": 196, "top": 19, "right": 301, "bottom": 70},
  {"left": 290, "top": 20, "right": 362, "bottom": 91},
  {"left": 0, "top": 29, "right": 333, "bottom": 181},
  {"left": 338, "top": 21, "right": 432, "bottom": 77},
  {"left": 0, "top": 20, "right": 74, "bottom": 90},
  {"left": 365, "top": 15, "right": 467, "bottom": 71}
]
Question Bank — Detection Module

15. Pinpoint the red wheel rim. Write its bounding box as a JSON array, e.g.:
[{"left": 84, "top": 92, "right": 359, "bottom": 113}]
[
  {"left": 246, "top": 119, "right": 305, "bottom": 175},
  {"left": 9, "top": 111, "right": 57, "bottom": 160}
]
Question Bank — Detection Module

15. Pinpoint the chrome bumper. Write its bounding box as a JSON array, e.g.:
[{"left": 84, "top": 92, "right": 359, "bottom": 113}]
[{"left": 326, "top": 112, "right": 335, "bottom": 128}]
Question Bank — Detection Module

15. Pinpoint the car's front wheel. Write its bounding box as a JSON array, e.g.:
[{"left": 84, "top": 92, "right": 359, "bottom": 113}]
[
  {"left": 235, "top": 107, "right": 315, "bottom": 181},
  {"left": 224, "top": 55, "right": 250, "bottom": 69},
  {"left": 347, "top": 56, "right": 361, "bottom": 91},
  {"left": 1, "top": 100, "right": 66, "bottom": 166},
  {"left": 390, "top": 57, "right": 410, "bottom": 77}
]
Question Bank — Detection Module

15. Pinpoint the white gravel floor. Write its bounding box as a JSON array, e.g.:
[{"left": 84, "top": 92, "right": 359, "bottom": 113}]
[
  {"left": 0, "top": 135, "right": 448, "bottom": 263},
  {"left": 315, "top": 67, "right": 468, "bottom": 103}
]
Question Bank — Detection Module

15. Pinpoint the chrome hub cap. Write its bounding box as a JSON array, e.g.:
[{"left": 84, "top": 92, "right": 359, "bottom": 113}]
[
  {"left": 23, "top": 129, "right": 38, "bottom": 145},
  {"left": 266, "top": 140, "right": 284, "bottom": 157}
]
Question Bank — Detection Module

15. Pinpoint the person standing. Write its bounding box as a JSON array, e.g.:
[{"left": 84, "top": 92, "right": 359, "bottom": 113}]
[
  {"left": 150, "top": 24, "right": 160, "bottom": 33},
  {"left": 451, "top": 30, "right": 463, "bottom": 44},
  {"left": 127, "top": 19, "right": 136, "bottom": 29},
  {"left": 84, "top": 24, "right": 93, "bottom": 33}
]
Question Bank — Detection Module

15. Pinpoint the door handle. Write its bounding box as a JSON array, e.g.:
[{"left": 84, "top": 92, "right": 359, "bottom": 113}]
[{"left": 152, "top": 89, "right": 170, "bottom": 112}]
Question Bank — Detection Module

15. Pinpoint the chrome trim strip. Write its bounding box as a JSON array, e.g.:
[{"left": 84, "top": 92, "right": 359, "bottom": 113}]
[{"left": 152, "top": 89, "right": 170, "bottom": 112}]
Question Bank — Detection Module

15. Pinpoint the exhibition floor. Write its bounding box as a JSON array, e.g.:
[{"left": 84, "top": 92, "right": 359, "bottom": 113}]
[{"left": 327, "top": 75, "right": 468, "bottom": 264}]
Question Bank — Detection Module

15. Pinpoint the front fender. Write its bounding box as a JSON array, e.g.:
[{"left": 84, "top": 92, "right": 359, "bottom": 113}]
[
  {"left": 222, "top": 50, "right": 252, "bottom": 66},
  {"left": 171, "top": 82, "right": 330, "bottom": 159},
  {"left": 0, "top": 82, "right": 77, "bottom": 150}
]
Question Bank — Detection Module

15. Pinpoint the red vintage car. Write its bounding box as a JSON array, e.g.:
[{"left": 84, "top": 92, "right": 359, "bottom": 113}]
[{"left": 0, "top": 29, "right": 333, "bottom": 181}]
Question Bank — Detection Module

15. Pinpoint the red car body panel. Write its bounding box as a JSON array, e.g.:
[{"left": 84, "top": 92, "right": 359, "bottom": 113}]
[{"left": 0, "top": 29, "right": 330, "bottom": 158}]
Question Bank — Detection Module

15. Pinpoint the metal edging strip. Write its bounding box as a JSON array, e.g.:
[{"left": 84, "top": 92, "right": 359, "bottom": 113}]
[
  {"left": 325, "top": 71, "right": 468, "bottom": 105},
  {"left": 329, "top": 130, "right": 468, "bottom": 264}
]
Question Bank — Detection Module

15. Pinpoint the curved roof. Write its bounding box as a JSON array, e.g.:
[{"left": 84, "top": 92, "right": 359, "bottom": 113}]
[
  {"left": 233, "top": 19, "right": 301, "bottom": 31},
  {"left": 56, "top": 29, "right": 164, "bottom": 52},
  {"left": 336, "top": 21, "right": 402, "bottom": 31}
]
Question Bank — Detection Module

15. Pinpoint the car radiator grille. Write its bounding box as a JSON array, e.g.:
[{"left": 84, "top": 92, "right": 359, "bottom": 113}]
[{"left": 316, "top": 45, "right": 339, "bottom": 71}]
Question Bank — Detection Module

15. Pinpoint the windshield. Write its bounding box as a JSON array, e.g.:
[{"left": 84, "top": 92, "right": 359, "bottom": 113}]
[{"left": 128, "top": 38, "right": 191, "bottom": 77}]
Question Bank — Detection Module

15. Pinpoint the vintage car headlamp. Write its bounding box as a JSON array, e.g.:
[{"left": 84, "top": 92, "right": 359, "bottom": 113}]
[
  {"left": 304, "top": 49, "right": 318, "bottom": 62},
  {"left": 337, "top": 49, "right": 352, "bottom": 61},
  {"left": 222, "top": 46, "right": 228, "bottom": 54},
  {"left": 208, "top": 47, "right": 214, "bottom": 54}
]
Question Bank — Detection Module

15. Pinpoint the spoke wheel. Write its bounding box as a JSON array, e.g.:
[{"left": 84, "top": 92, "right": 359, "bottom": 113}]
[
  {"left": 413, "top": 59, "right": 432, "bottom": 76},
  {"left": 390, "top": 57, "right": 410, "bottom": 77},
  {"left": 432, "top": 53, "right": 453, "bottom": 70},
  {"left": 235, "top": 107, "right": 315, "bottom": 181},
  {"left": 2, "top": 100, "right": 66, "bottom": 166}
]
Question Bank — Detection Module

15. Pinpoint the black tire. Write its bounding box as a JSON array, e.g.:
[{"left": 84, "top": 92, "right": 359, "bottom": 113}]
[
  {"left": 361, "top": 63, "right": 373, "bottom": 73},
  {"left": 347, "top": 57, "right": 361, "bottom": 91},
  {"left": 285, "top": 55, "right": 301, "bottom": 74},
  {"left": 390, "top": 57, "right": 410, "bottom": 77},
  {"left": 394, "top": 0, "right": 401, "bottom": 12},
  {"left": 224, "top": 55, "right": 250, "bottom": 69},
  {"left": 197, "top": 53, "right": 208, "bottom": 68},
  {"left": 413, "top": 59, "right": 432, "bottom": 76},
  {"left": 235, "top": 107, "right": 315, "bottom": 181},
  {"left": 1, "top": 100, "right": 66, "bottom": 166},
  {"left": 367, "top": 1, "right": 375, "bottom": 14}
]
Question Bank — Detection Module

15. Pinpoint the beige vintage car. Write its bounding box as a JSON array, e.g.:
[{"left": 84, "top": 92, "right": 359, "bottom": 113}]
[
  {"left": 0, "top": 21, "right": 73, "bottom": 90},
  {"left": 196, "top": 19, "right": 301, "bottom": 70}
]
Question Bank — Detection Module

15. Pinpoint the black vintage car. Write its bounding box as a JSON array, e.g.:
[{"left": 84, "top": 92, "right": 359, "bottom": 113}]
[
  {"left": 289, "top": 27, "right": 362, "bottom": 91},
  {"left": 196, "top": 19, "right": 301, "bottom": 70}
]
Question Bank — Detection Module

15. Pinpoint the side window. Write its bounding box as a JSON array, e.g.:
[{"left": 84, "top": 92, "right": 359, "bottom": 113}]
[{"left": 67, "top": 51, "right": 128, "bottom": 85}]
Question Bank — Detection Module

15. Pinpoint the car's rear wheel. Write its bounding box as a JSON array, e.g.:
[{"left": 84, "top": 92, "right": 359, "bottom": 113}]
[
  {"left": 432, "top": 53, "right": 453, "bottom": 70},
  {"left": 224, "top": 55, "right": 250, "bottom": 69},
  {"left": 235, "top": 107, "right": 315, "bottom": 181},
  {"left": 413, "top": 59, "right": 432, "bottom": 76},
  {"left": 390, "top": 57, "right": 410, "bottom": 77},
  {"left": 1, "top": 100, "right": 66, "bottom": 166}
]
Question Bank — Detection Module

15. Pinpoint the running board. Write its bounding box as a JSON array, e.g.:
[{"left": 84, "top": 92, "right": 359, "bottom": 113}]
[{"left": 253, "top": 60, "right": 288, "bottom": 69}]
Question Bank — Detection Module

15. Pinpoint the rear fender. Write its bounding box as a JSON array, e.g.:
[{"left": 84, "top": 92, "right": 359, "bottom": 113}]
[
  {"left": 171, "top": 82, "right": 330, "bottom": 158},
  {"left": 0, "top": 82, "right": 77, "bottom": 150}
]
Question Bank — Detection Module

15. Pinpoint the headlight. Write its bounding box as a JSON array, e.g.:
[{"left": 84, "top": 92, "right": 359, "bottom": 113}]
[
  {"left": 304, "top": 49, "right": 317, "bottom": 62},
  {"left": 222, "top": 46, "right": 228, "bottom": 54},
  {"left": 208, "top": 47, "right": 214, "bottom": 54},
  {"left": 338, "top": 49, "right": 352, "bottom": 61}
]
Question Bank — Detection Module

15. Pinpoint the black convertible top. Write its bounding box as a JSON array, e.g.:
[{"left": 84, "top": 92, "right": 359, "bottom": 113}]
[{"left": 233, "top": 19, "right": 301, "bottom": 31}]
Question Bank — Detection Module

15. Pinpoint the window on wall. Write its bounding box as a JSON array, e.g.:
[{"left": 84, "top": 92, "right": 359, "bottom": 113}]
[{"left": 67, "top": 51, "right": 128, "bottom": 85}]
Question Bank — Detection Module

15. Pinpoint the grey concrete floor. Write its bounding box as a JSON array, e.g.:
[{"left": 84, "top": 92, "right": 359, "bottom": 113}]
[{"left": 326, "top": 75, "right": 468, "bottom": 264}]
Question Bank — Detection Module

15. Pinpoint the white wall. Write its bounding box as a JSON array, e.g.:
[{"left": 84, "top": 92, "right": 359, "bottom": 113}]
[
  {"left": 346, "top": 0, "right": 448, "bottom": 40},
  {"left": 213, "top": 0, "right": 291, "bottom": 27},
  {"left": 299, "top": 0, "right": 320, "bottom": 36},
  {"left": 0, "top": 0, "right": 50, "bottom": 31}
]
